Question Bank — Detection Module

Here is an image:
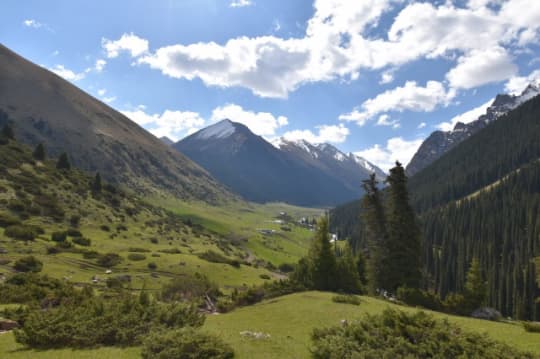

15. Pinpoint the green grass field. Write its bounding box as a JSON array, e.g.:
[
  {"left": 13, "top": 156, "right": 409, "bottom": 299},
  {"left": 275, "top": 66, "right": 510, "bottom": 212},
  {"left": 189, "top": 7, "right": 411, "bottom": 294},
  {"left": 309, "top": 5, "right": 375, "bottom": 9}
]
[{"left": 2, "top": 291, "right": 539, "bottom": 359}]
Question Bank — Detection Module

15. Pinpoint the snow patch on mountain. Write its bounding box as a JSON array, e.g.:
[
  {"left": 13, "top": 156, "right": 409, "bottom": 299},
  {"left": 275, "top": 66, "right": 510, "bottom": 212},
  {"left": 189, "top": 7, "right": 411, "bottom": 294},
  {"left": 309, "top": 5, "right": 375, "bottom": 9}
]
[{"left": 195, "top": 119, "right": 235, "bottom": 139}]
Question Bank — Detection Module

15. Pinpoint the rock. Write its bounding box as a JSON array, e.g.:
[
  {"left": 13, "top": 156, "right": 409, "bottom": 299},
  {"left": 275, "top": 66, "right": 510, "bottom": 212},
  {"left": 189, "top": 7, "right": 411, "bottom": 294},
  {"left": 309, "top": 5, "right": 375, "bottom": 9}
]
[
  {"left": 471, "top": 307, "right": 502, "bottom": 321},
  {"left": 0, "top": 319, "right": 19, "bottom": 331}
]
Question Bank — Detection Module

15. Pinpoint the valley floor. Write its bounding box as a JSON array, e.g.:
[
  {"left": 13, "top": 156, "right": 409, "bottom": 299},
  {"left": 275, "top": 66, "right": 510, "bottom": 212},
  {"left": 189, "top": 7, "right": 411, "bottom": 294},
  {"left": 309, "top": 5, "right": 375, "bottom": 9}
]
[{"left": 2, "top": 291, "right": 539, "bottom": 358}]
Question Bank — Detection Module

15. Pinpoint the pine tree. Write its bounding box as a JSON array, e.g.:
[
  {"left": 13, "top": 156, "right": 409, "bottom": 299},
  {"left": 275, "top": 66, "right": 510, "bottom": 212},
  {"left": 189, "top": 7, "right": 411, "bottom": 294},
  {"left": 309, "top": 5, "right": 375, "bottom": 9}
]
[
  {"left": 1, "top": 123, "right": 14, "bottom": 140},
  {"left": 92, "top": 172, "right": 102, "bottom": 192},
  {"left": 309, "top": 217, "right": 337, "bottom": 291},
  {"left": 336, "top": 243, "right": 362, "bottom": 293},
  {"left": 464, "top": 258, "right": 487, "bottom": 312},
  {"left": 385, "top": 161, "right": 422, "bottom": 292},
  {"left": 33, "top": 143, "right": 46, "bottom": 161},
  {"left": 361, "top": 173, "right": 388, "bottom": 293},
  {"left": 56, "top": 152, "right": 71, "bottom": 170}
]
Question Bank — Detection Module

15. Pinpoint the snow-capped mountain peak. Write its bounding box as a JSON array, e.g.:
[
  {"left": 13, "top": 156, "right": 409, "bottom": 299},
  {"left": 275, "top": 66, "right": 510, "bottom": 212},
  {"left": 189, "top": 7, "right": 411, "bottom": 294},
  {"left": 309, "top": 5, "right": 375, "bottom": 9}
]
[{"left": 195, "top": 119, "right": 236, "bottom": 140}]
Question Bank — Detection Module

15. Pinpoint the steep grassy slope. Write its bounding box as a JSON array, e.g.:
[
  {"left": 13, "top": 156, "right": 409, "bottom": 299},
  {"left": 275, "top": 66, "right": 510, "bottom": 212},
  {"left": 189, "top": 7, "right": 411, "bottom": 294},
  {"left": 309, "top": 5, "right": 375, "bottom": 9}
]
[
  {"left": 0, "top": 138, "right": 319, "bottom": 292},
  {"left": 0, "top": 44, "right": 230, "bottom": 202}
]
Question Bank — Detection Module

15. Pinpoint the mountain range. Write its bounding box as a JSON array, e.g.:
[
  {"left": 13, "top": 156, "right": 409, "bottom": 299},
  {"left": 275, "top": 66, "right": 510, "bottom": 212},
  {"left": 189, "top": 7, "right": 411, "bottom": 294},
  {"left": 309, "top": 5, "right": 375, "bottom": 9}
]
[
  {"left": 174, "top": 120, "right": 384, "bottom": 206},
  {"left": 0, "top": 44, "right": 231, "bottom": 203},
  {"left": 407, "top": 81, "right": 540, "bottom": 176}
]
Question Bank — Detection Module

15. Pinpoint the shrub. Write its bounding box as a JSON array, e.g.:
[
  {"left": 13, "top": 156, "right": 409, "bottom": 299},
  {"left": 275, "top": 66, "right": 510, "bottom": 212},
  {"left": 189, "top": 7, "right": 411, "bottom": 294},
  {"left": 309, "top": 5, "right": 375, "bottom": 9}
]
[
  {"left": 66, "top": 228, "right": 82, "bottom": 237},
  {"left": 0, "top": 273, "right": 77, "bottom": 304},
  {"left": 311, "top": 309, "right": 534, "bottom": 359},
  {"left": 14, "top": 294, "right": 205, "bottom": 349},
  {"left": 523, "top": 322, "right": 540, "bottom": 333},
  {"left": 161, "top": 273, "right": 219, "bottom": 303},
  {"left": 82, "top": 250, "right": 99, "bottom": 259},
  {"left": 278, "top": 263, "right": 295, "bottom": 273},
  {"left": 7, "top": 199, "right": 26, "bottom": 212},
  {"left": 72, "top": 237, "right": 91, "bottom": 246},
  {"left": 4, "top": 224, "right": 40, "bottom": 241},
  {"left": 332, "top": 294, "right": 361, "bottom": 305},
  {"left": 442, "top": 292, "right": 468, "bottom": 316},
  {"left": 396, "top": 286, "right": 442, "bottom": 311},
  {"left": 128, "top": 253, "right": 146, "bottom": 261},
  {"left": 100, "top": 225, "right": 110, "bottom": 232},
  {"left": 13, "top": 256, "right": 43, "bottom": 273},
  {"left": 259, "top": 274, "right": 271, "bottom": 280},
  {"left": 198, "top": 250, "right": 240, "bottom": 268},
  {"left": 0, "top": 212, "right": 21, "bottom": 227},
  {"left": 141, "top": 328, "right": 234, "bottom": 359},
  {"left": 69, "top": 215, "right": 81, "bottom": 227},
  {"left": 96, "top": 253, "right": 122, "bottom": 267},
  {"left": 147, "top": 262, "right": 157, "bottom": 270},
  {"left": 158, "top": 248, "right": 181, "bottom": 254},
  {"left": 51, "top": 231, "right": 67, "bottom": 242}
]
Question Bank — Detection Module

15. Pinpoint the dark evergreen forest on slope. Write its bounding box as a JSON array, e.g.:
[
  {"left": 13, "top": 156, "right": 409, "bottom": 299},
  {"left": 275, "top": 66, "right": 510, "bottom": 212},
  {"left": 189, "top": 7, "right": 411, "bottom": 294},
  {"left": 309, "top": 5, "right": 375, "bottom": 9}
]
[{"left": 330, "top": 95, "right": 540, "bottom": 320}]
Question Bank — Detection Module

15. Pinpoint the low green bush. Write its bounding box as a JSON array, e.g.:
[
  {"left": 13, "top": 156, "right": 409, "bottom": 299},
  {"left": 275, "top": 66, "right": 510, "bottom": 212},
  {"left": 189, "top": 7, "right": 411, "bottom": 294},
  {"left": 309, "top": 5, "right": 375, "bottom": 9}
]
[
  {"left": 147, "top": 262, "right": 157, "bottom": 270},
  {"left": 0, "top": 273, "right": 77, "bottom": 304},
  {"left": 66, "top": 228, "right": 82, "bottom": 237},
  {"left": 0, "top": 212, "right": 21, "bottom": 227},
  {"left": 523, "top": 321, "right": 540, "bottom": 333},
  {"left": 128, "top": 247, "right": 151, "bottom": 253},
  {"left": 128, "top": 253, "right": 146, "bottom": 261},
  {"left": 72, "top": 237, "right": 91, "bottom": 246},
  {"left": 4, "top": 224, "right": 41, "bottom": 241},
  {"left": 311, "top": 309, "right": 533, "bottom": 359},
  {"left": 96, "top": 253, "right": 122, "bottom": 267},
  {"left": 332, "top": 294, "right": 361, "bottom": 305},
  {"left": 161, "top": 273, "right": 219, "bottom": 303},
  {"left": 397, "top": 286, "right": 442, "bottom": 311},
  {"left": 141, "top": 328, "right": 234, "bottom": 359},
  {"left": 198, "top": 250, "right": 240, "bottom": 268},
  {"left": 13, "top": 256, "right": 43, "bottom": 273},
  {"left": 51, "top": 231, "right": 67, "bottom": 242}
]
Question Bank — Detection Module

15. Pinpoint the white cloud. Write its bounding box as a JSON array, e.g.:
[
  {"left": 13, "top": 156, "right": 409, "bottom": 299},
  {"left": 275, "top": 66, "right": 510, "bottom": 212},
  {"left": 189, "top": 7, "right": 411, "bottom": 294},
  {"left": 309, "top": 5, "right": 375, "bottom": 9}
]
[
  {"left": 504, "top": 69, "right": 540, "bottom": 95},
  {"left": 105, "top": 0, "right": 540, "bottom": 99},
  {"left": 379, "top": 70, "right": 395, "bottom": 84},
  {"left": 282, "top": 124, "right": 350, "bottom": 144},
  {"left": 446, "top": 47, "right": 517, "bottom": 89},
  {"left": 48, "top": 65, "right": 85, "bottom": 82},
  {"left": 355, "top": 137, "right": 424, "bottom": 172},
  {"left": 94, "top": 59, "right": 106, "bottom": 72},
  {"left": 210, "top": 104, "right": 288, "bottom": 136},
  {"left": 417, "top": 122, "right": 426, "bottom": 129},
  {"left": 23, "top": 19, "right": 43, "bottom": 28},
  {"left": 122, "top": 109, "right": 205, "bottom": 141},
  {"left": 230, "top": 0, "right": 252, "bottom": 8},
  {"left": 436, "top": 99, "right": 493, "bottom": 131},
  {"left": 102, "top": 96, "right": 116, "bottom": 103},
  {"left": 102, "top": 33, "right": 149, "bottom": 58},
  {"left": 340, "top": 81, "right": 453, "bottom": 126},
  {"left": 97, "top": 89, "right": 107, "bottom": 96},
  {"left": 376, "top": 114, "right": 400, "bottom": 129}
]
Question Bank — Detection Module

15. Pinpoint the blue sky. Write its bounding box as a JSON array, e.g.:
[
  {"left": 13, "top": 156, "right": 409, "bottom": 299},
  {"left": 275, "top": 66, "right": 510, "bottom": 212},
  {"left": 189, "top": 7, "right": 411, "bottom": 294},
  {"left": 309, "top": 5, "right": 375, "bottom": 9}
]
[{"left": 2, "top": 0, "right": 540, "bottom": 171}]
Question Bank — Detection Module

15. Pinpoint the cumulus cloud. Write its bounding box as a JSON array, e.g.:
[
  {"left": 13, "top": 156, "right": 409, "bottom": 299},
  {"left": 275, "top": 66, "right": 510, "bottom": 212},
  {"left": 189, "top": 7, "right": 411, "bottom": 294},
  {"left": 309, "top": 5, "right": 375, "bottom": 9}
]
[
  {"left": 122, "top": 109, "right": 205, "bottom": 141},
  {"left": 446, "top": 47, "right": 517, "bottom": 89},
  {"left": 376, "top": 114, "right": 400, "bottom": 129},
  {"left": 417, "top": 122, "right": 426, "bottom": 129},
  {"left": 210, "top": 104, "right": 288, "bottom": 136},
  {"left": 354, "top": 137, "right": 424, "bottom": 172},
  {"left": 102, "top": 33, "right": 149, "bottom": 58},
  {"left": 230, "top": 0, "right": 252, "bottom": 8},
  {"left": 282, "top": 124, "right": 350, "bottom": 144},
  {"left": 436, "top": 99, "right": 493, "bottom": 131},
  {"left": 23, "top": 19, "right": 43, "bottom": 28},
  {"left": 340, "top": 81, "right": 453, "bottom": 126},
  {"left": 104, "top": 0, "right": 540, "bottom": 101},
  {"left": 48, "top": 65, "right": 85, "bottom": 82},
  {"left": 94, "top": 59, "right": 107, "bottom": 72}
]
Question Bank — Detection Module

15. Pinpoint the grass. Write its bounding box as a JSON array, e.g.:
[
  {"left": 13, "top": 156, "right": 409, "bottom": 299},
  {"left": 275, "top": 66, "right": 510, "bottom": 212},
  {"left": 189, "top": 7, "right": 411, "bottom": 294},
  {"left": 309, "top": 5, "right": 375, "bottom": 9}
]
[{"left": 203, "top": 291, "right": 540, "bottom": 359}]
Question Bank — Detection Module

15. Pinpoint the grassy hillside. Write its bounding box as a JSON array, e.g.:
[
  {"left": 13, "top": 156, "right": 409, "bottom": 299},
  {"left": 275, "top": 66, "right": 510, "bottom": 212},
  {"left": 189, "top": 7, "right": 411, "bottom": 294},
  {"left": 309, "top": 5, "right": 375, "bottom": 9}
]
[
  {"left": 0, "top": 138, "right": 321, "bottom": 292},
  {"left": 2, "top": 291, "right": 539, "bottom": 358}
]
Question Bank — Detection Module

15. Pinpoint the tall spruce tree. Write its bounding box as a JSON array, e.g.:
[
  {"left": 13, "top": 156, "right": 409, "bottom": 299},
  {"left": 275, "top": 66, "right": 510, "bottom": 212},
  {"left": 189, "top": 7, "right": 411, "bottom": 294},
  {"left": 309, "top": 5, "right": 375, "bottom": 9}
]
[
  {"left": 361, "top": 173, "right": 389, "bottom": 293},
  {"left": 336, "top": 243, "right": 362, "bottom": 294},
  {"left": 1, "top": 123, "right": 14, "bottom": 140},
  {"left": 464, "top": 258, "right": 487, "bottom": 312},
  {"left": 309, "top": 216, "right": 337, "bottom": 291},
  {"left": 56, "top": 152, "right": 71, "bottom": 170},
  {"left": 92, "top": 172, "right": 102, "bottom": 192},
  {"left": 33, "top": 143, "right": 46, "bottom": 161},
  {"left": 385, "top": 161, "right": 422, "bottom": 292}
]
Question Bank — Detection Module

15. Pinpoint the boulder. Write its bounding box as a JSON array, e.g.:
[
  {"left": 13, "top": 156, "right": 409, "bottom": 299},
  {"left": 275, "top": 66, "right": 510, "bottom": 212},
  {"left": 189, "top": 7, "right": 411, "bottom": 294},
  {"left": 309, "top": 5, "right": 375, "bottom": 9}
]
[{"left": 471, "top": 307, "right": 502, "bottom": 321}]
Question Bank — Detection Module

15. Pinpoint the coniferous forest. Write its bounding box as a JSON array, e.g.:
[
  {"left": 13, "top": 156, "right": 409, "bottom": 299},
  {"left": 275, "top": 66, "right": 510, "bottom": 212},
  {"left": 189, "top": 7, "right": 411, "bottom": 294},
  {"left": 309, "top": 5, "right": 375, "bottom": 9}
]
[{"left": 331, "top": 95, "right": 540, "bottom": 320}]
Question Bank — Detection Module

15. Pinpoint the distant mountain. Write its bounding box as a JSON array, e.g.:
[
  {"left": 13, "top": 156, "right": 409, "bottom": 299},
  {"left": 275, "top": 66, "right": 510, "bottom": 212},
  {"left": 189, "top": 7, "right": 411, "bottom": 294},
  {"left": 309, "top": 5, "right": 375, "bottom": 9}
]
[
  {"left": 174, "top": 120, "right": 384, "bottom": 206},
  {"left": 0, "top": 44, "right": 230, "bottom": 202},
  {"left": 160, "top": 136, "right": 174, "bottom": 146},
  {"left": 406, "top": 81, "right": 540, "bottom": 176}
]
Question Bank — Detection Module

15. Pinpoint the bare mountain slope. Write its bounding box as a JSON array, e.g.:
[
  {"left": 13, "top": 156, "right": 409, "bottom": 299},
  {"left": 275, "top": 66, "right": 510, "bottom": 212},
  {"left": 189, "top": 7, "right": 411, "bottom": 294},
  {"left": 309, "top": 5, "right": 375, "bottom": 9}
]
[{"left": 0, "top": 44, "right": 230, "bottom": 202}]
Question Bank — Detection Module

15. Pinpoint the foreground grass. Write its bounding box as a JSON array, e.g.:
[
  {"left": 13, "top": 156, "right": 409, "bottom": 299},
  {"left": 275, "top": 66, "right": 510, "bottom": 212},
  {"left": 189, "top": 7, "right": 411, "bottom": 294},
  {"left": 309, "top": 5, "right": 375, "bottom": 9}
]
[
  {"left": 0, "top": 332, "right": 140, "bottom": 359},
  {"left": 203, "top": 291, "right": 540, "bottom": 359},
  {"left": 2, "top": 291, "right": 539, "bottom": 358}
]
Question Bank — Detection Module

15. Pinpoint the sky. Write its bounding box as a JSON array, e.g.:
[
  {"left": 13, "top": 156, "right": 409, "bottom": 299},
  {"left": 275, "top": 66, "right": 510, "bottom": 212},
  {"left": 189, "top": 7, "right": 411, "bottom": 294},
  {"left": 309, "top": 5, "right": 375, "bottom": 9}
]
[{"left": 2, "top": 0, "right": 540, "bottom": 171}]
